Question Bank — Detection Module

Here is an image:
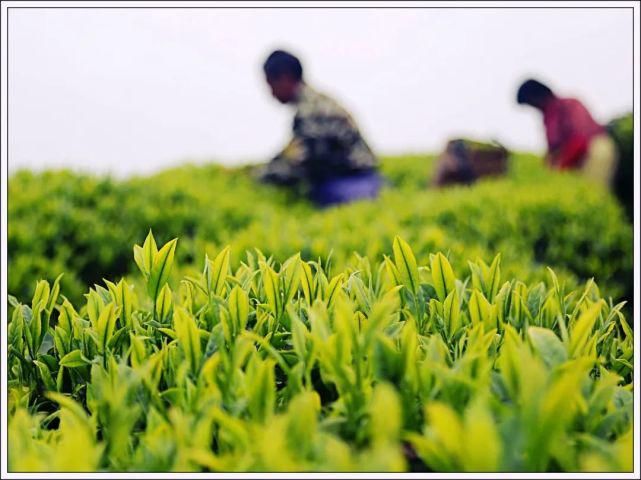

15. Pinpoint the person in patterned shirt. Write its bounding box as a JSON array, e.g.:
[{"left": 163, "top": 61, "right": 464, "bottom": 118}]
[
  {"left": 258, "top": 49, "right": 382, "bottom": 207},
  {"left": 516, "top": 78, "right": 619, "bottom": 189}
]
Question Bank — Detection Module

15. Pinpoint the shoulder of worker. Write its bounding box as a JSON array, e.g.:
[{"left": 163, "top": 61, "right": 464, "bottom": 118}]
[
  {"left": 559, "top": 97, "right": 590, "bottom": 112},
  {"left": 296, "top": 83, "right": 353, "bottom": 120}
]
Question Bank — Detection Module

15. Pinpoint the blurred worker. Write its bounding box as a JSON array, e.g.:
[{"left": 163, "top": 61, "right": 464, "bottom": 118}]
[
  {"left": 516, "top": 79, "right": 619, "bottom": 188},
  {"left": 258, "top": 49, "right": 382, "bottom": 207}
]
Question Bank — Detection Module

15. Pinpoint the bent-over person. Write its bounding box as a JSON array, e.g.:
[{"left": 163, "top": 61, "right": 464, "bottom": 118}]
[{"left": 258, "top": 49, "right": 382, "bottom": 207}]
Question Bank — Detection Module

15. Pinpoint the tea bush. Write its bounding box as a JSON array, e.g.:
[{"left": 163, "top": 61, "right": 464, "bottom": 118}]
[
  {"left": 8, "top": 153, "right": 633, "bottom": 306},
  {"left": 8, "top": 235, "right": 633, "bottom": 472},
  {"left": 607, "top": 113, "right": 634, "bottom": 221}
]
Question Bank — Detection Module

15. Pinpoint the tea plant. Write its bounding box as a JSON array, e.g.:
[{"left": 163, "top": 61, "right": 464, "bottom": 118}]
[
  {"left": 8, "top": 234, "right": 633, "bottom": 472},
  {"left": 8, "top": 153, "right": 633, "bottom": 305}
]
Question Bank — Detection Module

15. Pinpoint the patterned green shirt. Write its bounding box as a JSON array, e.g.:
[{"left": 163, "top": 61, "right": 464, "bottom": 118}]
[{"left": 262, "top": 84, "right": 378, "bottom": 184}]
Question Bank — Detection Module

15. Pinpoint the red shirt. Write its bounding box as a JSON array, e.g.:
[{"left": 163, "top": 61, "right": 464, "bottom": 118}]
[{"left": 542, "top": 97, "right": 605, "bottom": 170}]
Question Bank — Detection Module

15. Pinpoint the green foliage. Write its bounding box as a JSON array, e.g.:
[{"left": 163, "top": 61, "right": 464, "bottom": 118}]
[
  {"left": 8, "top": 154, "right": 633, "bottom": 306},
  {"left": 607, "top": 112, "right": 634, "bottom": 221},
  {"left": 8, "top": 235, "right": 633, "bottom": 472}
]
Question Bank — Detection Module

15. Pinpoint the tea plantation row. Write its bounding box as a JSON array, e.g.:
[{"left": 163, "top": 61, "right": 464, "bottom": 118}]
[
  {"left": 8, "top": 153, "right": 633, "bottom": 307},
  {"left": 8, "top": 235, "right": 633, "bottom": 472}
]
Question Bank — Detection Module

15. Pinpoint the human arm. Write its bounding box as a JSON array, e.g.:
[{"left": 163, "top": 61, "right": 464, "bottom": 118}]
[
  {"left": 256, "top": 136, "right": 307, "bottom": 185},
  {"left": 546, "top": 134, "right": 590, "bottom": 169}
]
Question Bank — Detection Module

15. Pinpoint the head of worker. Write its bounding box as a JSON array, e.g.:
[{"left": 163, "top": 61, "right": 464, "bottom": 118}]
[
  {"left": 516, "top": 79, "right": 555, "bottom": 111},
  {"left": 263, "top": 49, "right": 304, "bottom": 105}
]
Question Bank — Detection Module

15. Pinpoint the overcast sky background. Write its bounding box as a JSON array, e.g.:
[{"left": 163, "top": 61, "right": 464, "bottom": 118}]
[{"left": 8, "top": 7, "right": 633, "bottom": 176}]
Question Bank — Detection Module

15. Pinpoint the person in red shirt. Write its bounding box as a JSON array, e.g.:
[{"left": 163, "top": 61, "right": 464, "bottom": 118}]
[{"left": 516, "top": 79, "right": 618, "bottom": 186}]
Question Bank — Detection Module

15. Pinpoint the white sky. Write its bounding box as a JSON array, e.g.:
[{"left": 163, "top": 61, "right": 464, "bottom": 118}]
[{"left": 7, "top": 7, "right": 634, "bottom": 176}]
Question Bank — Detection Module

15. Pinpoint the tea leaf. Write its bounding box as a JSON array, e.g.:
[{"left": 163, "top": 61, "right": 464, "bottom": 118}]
[
  {"left": 134, "top": 230, "right": 158, "bottom": 277},
  {"left": 528, "top": 326, "right": 567, "bottom": 367},
  {"left": 205, "top": 246, "right": 231, "bottom": 298},
  {"left": 569, "top": 301, "right": 603, "bottom": 358},
  {"left": 148, "top": 238, "right": 178, "bottom": 302},
  {"left": 430, "top": 253, "right": 456, "bottom": 302},
  {"left": 59, "top": 349, "right": 90, "bottom": 368},
  {"left": 393, "top": 236, "right": 420, "bottom": 295},
  {"left": 228, "top": 285, "right": 249, "bottom": 334}
]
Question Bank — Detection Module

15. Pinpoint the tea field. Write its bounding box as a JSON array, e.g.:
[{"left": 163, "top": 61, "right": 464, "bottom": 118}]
[
  {"left": 7, "top": 153, "right": 634, "bottom": 472},
  {"left": 8, "top": 153, "right": 633, "bottom": 305}
]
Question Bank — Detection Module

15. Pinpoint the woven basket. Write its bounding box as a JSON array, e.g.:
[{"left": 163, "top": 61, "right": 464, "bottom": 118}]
[{"left": 432, "top": 139, "right": 509, "bottom": 187}]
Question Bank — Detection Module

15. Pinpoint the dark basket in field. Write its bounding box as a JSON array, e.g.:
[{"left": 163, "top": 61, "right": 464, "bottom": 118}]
[{"left": 432, "top": 139, "right": 509, "bottom": 187}]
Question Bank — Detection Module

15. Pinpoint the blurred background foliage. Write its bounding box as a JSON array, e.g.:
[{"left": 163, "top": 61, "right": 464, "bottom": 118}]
[{"left": 9, "top": 151, "right": 633, "bottom": 310}]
